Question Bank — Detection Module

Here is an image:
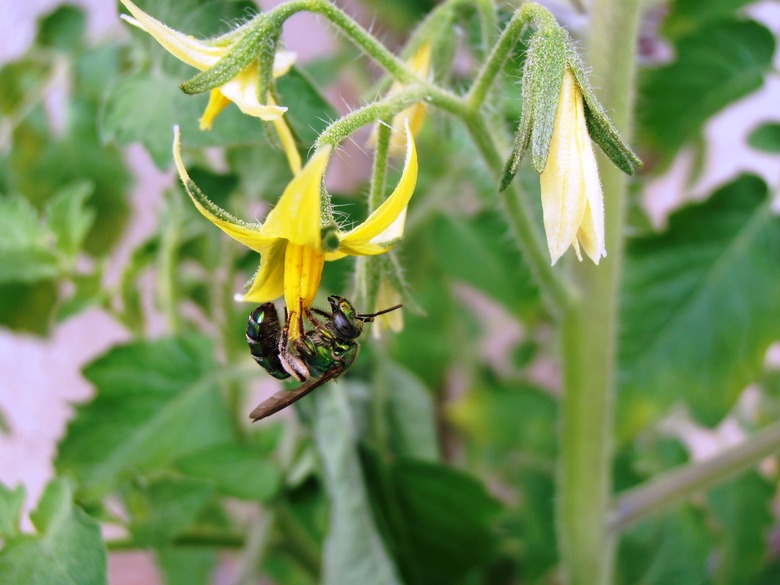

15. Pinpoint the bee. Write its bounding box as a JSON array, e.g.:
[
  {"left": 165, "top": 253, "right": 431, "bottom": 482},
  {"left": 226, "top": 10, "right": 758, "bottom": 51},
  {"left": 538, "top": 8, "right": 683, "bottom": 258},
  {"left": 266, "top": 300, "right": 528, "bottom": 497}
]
[{"left": 246, "top": 296, "right": 402, "bottom": 421}]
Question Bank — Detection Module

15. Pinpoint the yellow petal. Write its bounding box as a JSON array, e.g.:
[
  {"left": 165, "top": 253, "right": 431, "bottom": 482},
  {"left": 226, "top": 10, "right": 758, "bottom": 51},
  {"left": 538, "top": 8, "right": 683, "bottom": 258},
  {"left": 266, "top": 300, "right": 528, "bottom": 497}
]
[
  {"left": 235, "top": 239, "right": 287, "bottom": 303},
  {"left": 218, "top": 63, "right": 287, "bottom": 121},
  {"left": 272, "top": 50, "right": 297, "bottom": 78},
  {"left": 368, "top": 43, "right": 431, "bottom": 153},
  {"left": 389, "top": 103, "right": 426, "bottom": 155},
  {"left": 120, "top": 0, "right": 224, "bottom": 70},
  {"left": 261, "top": 147, "right": 332, "bottom": 248},
  {"left": 339, "top": 122, "right": 417, "bottom": 252},
  {"left": 408, "top": 43, "right": 433, "bottom": 77},
  {"left": 372, "top": 276, "right": 403, "bottom": 339},
  {"left": 323, "top": 250, "right": 348, "bottom": 261},
  {"left": 199, "top": 90, "right": 231, "bottom": 130},
  {"left": 268, "top": 94, "right": 301, "bottom": 175},
  {"left": 283, "top": 243, "right": 325, "bottom": 339},
  {"left": 574, "top": 95, "right": 606, "bottom": 264},
  {"left": 540, "top": 70, "right": 588, "bottom": 265},
  {"left": 173, "top": 126, "right": 276, "bottom": 252}
]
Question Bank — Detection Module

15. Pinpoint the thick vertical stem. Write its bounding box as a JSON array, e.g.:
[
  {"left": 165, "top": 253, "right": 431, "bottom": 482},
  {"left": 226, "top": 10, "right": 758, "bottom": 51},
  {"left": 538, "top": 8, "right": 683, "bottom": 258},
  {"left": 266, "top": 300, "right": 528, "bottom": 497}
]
[{"left": 557, "top": 1, "right": 642, "bottom": 584}]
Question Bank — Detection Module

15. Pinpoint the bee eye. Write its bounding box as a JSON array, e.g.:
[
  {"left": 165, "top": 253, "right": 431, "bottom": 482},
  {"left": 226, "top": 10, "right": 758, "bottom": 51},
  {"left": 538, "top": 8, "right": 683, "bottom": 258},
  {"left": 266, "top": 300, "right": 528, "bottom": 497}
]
[{"left": 333, "top": 311, "right": 360, "bottom": 339}]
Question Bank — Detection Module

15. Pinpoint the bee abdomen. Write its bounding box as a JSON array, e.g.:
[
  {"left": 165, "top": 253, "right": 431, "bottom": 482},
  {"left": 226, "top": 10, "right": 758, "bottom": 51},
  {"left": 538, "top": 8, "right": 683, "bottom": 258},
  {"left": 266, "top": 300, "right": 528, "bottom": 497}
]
[{"left": 247, "top": 303, "right": 290, "bottom": 380}]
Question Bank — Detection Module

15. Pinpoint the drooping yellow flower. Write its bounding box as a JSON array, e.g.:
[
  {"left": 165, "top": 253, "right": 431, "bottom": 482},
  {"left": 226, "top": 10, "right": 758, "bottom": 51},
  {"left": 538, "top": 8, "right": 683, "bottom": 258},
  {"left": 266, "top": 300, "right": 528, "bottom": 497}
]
[
  {"left": 540, "top": 70, "right": 605, "bottom": 265},
  {"left": 370, "top": 43, "right": 432, "bottom": 154},
  {"left": 119, "top": 0, "right": 295, "bottom": 130},
  {"left": 372, "top": 274, "right": 404, "bottom": 339},
  {"left": 173, "top": 122, "right": 418, "bottom": 339}
]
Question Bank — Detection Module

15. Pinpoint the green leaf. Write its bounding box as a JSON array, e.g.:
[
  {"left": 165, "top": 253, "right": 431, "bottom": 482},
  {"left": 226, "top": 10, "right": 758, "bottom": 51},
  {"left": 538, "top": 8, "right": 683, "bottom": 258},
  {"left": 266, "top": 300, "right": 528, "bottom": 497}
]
[
  {"left": 0, "top": 479, "right": 107, "bottom": 585},
  {"left": 708, "top": 472, "right": 774, "bottom": 585},
  {"left": 56, "top": 336, "right": 234, "bottom": 500},
  {"left": 175, "top": 443, "right": 282, "bottom": 501},
  {"left": 0, "top": 484, "right": 25, "bottom": 540},
  {"left": 312, "top": 385, "right": 403, "bottom": 585},
  {"left": 126, "top": 475, "right": 214, "bottom": 548},
  {"left": 0, "top": 56, "right": 52, "bottom": 120},
  {"left": 2, "top": 44, "right": 130, "bottom": 254},
  {"left": 36, "top": 5, "right": 86, "bottom": 51},
  {"left": 378, "top": 361, "right": 439, "bottom": 461},
  {"left": 58, "top": 269, "right": 106, "bottom": 322},
  {"left": 617, "top": 507, "right": 714, "bottom": 585},
  {"left": 428, "top": 210, "right": 539, "bottom": 314},
  {"left": 748, "top": 122, "right": 780, "bottom": 154},
  {"left": 226, "top": 141, "right": 295, "bottom": 202},
  {"left": 619, "top": 175, "right": 780, "bottom": 432},
  {"left": 46, "top": 181, "right": 96, "bottom": 261},
  {"left": 662, "top": 0, "right": 755, "bottom": 38},
  {"left": 360, "top": 449, "right": 501, "bottom": 585},
  {"left": 101, "top": 69, "right": 297, "bottom": 169},
  {"left": 0, "top": 281, "right": 58, "bottom": 335},
  {"left": 505, "top": 470, "right": 558, "bottom": 581},
  {"left": 388, "top": 276, "right": 456, "bottom": 390},
  {"left": 276, "top": 67, "right": 339, "bottom": 146},
  {"left": 638, "top": 19, "right": 775, "bottom": 164},
  {"left": 0, "top": 194, "right": 59, "bottom": 284}
]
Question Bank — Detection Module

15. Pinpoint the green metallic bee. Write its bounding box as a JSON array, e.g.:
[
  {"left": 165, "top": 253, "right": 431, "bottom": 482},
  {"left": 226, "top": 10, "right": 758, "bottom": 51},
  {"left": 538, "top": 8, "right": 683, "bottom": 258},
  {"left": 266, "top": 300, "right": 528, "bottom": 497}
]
[{"left": 246, "top": 296, "right": 402, "bottom": 421}]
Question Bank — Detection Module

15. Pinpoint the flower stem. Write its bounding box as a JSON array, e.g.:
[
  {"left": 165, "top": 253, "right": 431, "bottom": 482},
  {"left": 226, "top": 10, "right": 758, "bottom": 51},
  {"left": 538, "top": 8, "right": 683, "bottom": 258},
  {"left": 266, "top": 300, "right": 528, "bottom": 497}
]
[
  {"left": 368, "top": 122, "right": 392, "bottom": 210},
  {"left": 556, "top": 0, "right": 642, "bottom": 583},
  {"left": 466, "top": 3, "right": 556, "bottom": 111},
  {"left": 315, "top": 88, "right": 431, "bottom": 147},
  {"left": 307, "top": 0, "right": 416, "bottom": 84},
  {"left": 611, "top": 419, "right": 780, "bottom": 533}
]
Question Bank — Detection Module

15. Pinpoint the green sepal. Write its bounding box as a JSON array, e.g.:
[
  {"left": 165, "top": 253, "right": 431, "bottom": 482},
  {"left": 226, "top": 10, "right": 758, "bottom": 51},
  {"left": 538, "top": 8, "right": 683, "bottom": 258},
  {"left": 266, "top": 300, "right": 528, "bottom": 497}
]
[
  {"left": 566, "top": 47, "right": 642, "bottom": 175},
  {"left": 529, "top": 28, "right": 567, "bottom": 173},
  {"left": 257, "top": 29, "right": 281, "bottom": 107},
  {"left": 500, "top": 28, "right": 566, "bottom": 191},
  {"left": 179, "top": 19, "right": 269, "bottom": 95}
]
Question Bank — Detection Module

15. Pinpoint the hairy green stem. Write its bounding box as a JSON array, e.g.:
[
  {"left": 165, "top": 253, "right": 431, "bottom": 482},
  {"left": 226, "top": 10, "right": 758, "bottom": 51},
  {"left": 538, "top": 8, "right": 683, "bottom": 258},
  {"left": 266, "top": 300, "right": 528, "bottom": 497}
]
[
  {"left": 307, "top": 0, "right": 415, "bottom": 84},
  {"left": 612, "top": 420, "right": 780, "bottom": 532},
  {"left": 472, "top": 0, "right": 498, "bottom": 56},
  {"left": 557, "top": 1, "right": 642, "bottom": 584},
  {"left": 315, "top": 87, "right": 452, "bottom": 147},
  {"left": 368, "top": 122, "right": 392, "bottom": 210},
  {"left": 466, "top": 2, "right": 556, "bottom": 110}
]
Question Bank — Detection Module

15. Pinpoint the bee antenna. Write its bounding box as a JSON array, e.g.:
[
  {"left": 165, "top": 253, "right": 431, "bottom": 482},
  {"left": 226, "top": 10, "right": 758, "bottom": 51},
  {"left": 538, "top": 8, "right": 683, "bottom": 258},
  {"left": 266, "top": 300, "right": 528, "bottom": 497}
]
[{"left": 358, "top": 304, "right": 403, "bottom": 321}]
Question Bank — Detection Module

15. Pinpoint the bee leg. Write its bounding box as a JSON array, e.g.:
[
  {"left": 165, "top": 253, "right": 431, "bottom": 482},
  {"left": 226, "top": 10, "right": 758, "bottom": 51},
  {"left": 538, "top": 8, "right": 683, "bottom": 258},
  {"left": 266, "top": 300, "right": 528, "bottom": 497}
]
[
  {"left": 307, "top": 306, "right": 331, "bottom": 326},
  {"left": 278, "top": 309, "right": 309, "bottom": 382},
  {"left": 304, "top": 307, "right": 337, "bottom": 342}
]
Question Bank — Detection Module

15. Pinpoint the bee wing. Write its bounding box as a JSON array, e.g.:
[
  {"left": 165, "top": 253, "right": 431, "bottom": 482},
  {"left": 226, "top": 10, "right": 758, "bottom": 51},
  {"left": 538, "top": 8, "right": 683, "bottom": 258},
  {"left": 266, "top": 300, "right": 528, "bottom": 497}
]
[{"left": 249, "top": 368, "right": 343, "bottom": 422}]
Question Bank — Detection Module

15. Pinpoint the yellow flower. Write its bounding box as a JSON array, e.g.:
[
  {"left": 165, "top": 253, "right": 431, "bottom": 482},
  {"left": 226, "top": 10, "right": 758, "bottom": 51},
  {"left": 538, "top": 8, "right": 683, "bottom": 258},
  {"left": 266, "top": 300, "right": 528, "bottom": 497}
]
[
  {"left": 370, "top": 43, "right": 432, "bottom": 155},
  {"left": 372, "top": 275, "right": 404, "bottom": 339},
  {"left": 540, "top": 70, "right": 605, "bottom": 265},
  {"left": 173, "top": 122, "right": 418, "bottom": 339},
  {"left": 119, "top": 0, "right": 295, "bottom": 130}
]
